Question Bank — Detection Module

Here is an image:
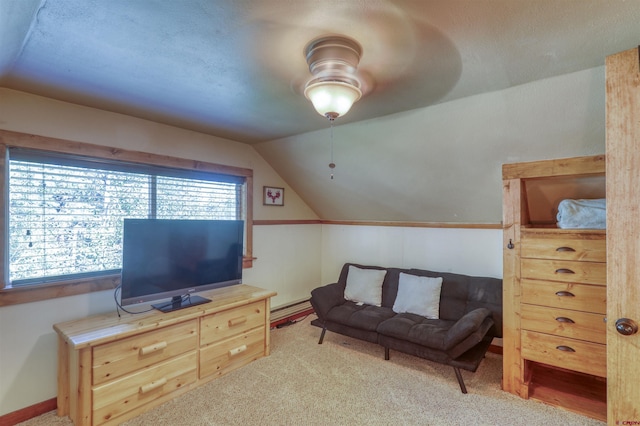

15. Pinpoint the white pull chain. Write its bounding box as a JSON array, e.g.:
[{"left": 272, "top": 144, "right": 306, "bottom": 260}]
[{"left": 329, "top": 117, "right": 336, "bottom": 179}]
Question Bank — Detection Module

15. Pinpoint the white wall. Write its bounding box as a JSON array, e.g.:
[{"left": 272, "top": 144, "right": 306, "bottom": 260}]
[
  {"left": 321, "top": 225, "right": 502, "bottom": 283},
  {"left": 246, "top": 224, "right": 322, "bottom": 309}
]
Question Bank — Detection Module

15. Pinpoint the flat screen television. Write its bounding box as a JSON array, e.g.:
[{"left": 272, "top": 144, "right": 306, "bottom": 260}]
[{"left": 120, "top": 219, "right": 244, "bottom": 312}]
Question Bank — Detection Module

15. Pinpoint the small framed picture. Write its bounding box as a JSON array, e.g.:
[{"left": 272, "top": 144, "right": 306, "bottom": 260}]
[{"left": 263, "top": 186, "right": 284, "bottom": 206}]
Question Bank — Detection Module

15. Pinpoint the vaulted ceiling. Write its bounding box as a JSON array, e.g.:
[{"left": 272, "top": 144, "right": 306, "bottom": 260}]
[
  {"left": 2, "top": 0, "right": 639, "bottom": 143},
  {"left": 2, "top": 0, "right": 639, "bottom": 222}
]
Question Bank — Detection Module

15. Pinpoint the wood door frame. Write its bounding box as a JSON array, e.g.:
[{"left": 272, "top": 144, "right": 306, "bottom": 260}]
[{"left": 605, "top": 46, "right": 640, "bottom": 424}]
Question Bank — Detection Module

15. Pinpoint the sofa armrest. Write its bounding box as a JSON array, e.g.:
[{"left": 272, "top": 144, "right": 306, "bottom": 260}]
[
  {"left": 310, "top": 282, "right": 346, "bottom": 321},
  {"left": 444, "top": 308, "right": 493, "bottom": 350}
]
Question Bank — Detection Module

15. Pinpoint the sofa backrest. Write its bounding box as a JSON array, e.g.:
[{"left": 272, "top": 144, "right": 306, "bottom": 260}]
[
  {"left": 337, "top": 263, "right": 503, "bottom": 338},
  {"left": 409, "top": 268, "right": 503, "bottom": 338}
]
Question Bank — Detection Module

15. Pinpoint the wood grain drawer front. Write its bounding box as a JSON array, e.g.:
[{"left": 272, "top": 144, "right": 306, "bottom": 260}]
[
  {"left": 521, "top": 330, "right": 606, "bottom": 377},
  {"left": 520, "top": 258, "right": 606, "bottom": 285},
  {"left": 93, "top": 320, "right": 198, "bottom": 386},
  {"left": 521, "top": 279, "right": 606, "bottom": 314},
  {"left": 200, "top": 327, "right": 265, "bottom": 379},
  {"left": 521, "top": 234, "right": 606, "bottom": 262},
  {"left": 200, "top": 300, "right": 266, "bottom": 346},
  {"left": 92, "top": 352, "right": 197, "bottom": 425},
  {"left": 521, "top": 304, "right": 606, "bottom": 344}
]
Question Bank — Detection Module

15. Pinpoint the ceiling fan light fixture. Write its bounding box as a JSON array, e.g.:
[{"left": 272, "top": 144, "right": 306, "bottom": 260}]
[
  {"left": 303, "top": 35, "right": 363, "bottom": 120},
  {"left": 304, "top": 80, "right": 362, "bottom": 119}
]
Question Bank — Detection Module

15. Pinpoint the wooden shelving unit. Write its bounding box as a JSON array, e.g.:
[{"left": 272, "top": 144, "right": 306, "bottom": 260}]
[{"left": 502, "top": 155, "right": 606, "bottom": 421}]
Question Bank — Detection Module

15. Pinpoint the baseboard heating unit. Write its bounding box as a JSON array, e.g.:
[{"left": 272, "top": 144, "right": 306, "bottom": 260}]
[{"left": 270, "top": 299, "right": 314, "bottom": 327}]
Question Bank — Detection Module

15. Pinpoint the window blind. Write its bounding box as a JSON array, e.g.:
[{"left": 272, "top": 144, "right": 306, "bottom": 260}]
[{"left": 8, "top": 148, "right": 244, "bottom": 286}]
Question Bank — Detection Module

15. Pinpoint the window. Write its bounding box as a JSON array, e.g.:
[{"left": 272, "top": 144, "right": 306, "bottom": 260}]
[{"left": 0, "top": 131, "right": 253, "bottom": 305}]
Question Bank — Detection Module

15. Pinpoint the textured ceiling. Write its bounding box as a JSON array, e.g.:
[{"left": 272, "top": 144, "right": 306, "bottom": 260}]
[{"left": 2, "top": 0, "right": 640, "bottom": 144}]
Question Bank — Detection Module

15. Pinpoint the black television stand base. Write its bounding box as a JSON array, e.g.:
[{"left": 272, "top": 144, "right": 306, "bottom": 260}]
[{"left": 152, "top": 295, "right": 211, "bottom": 313}]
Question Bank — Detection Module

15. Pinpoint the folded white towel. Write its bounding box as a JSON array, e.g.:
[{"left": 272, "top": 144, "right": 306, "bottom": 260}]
[{"left": 556, "top": 198, "right": 606, "bottom": 229}]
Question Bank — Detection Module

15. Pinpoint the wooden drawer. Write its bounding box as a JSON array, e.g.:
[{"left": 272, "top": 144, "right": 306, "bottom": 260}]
[
  {"left": 521, "top": 258, "right": 606, "bottom": 285},
  {"left": 521, "top": 232, "right": 606, "bottom": 262},
  {"left": 521, "top": 330, "right": 606, "bottom": 377},
  {"left": 200, "top": 300, "right": 266, "bottom": 347},
  {"left": 93, "top": 320, "right": 198, "bottom": 385},
  {"left": 93, "top": 352, "right": 197, "bottom": 425},
  {"left": 521, "top": 304, "right": 606, "bottom": 344},
  {"left": 521, "top": 279, "right": 606, "bottom": 313},
  {"left": 200, "top": 327, "right": 265, "bottom": 379}
]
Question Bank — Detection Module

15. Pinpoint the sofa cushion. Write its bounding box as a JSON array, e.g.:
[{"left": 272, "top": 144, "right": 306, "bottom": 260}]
[
  {"left": 337, "top": 264, "right": 400, "bottom": 308},
  {"left": 393, "top": 273, "right": 442, "bottom": 319},
  {"left": 344, "top": 265, "right": 387, "bottom": 306},
  {"left": 377, "top": 308, "right": 494, "bottom": 355},
  {"left": 326, "top": 302, "right": 396, "bottom": 332},
  {"left": 376, "top": 313, "right": 456, "bottom": 351}
]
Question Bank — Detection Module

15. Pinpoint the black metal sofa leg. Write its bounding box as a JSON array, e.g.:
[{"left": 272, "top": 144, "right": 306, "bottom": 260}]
[
  {"left": 453, "top": 367, "right": 468, "bottom": 394},
  {"left": 318, "top": 326, "right": 327, "bottom": 344},
  {"left": 385, "top": 348, "right": 468, "bottom": 394}
]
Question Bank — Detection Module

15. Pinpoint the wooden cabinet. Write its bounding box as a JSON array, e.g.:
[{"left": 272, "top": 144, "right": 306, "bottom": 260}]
[
  {"left": 199, "top": 301, "right": 270, "bottom": 379},
  {"left": 520, "top": 228, "right": 607, "bottom": 380},
  {"left": 502, "top": 155, "right": 607, "bottom": 421},
  {"left": 54, "top": 284, "right": 276, "bottom": 426}
]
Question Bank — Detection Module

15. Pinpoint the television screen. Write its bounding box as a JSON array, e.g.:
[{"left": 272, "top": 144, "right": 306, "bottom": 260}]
[{"left": 120, "top": 219, "right": 244, "bottom": 312}]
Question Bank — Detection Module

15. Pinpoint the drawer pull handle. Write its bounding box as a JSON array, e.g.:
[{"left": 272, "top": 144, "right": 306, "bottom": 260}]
[
  {"left": 229, "top": 344, "right": 247, "bottom": 357},
  {"left": 555, "top": 316, "right": 575, "bottom": 324},
  {"left": 555, "top": 268, "right": 575, "bottom": 274},
  {"left": 139, "top": 341, "right": 168, "bottom": 356},
  {"left": 228, "top": 316, "right": 247, "bottom": 327},
  {"left": 556, "top": 345, "right": 576, "bottom": 352},
  {"left": 556, "top": 246, "right": 576, "bottom": 252},
  {"left": 555, "top": 291, "right": 575, "bottom": 297},
  {"left": 139, "top": 377, "right": 167, "bottom": 394}
]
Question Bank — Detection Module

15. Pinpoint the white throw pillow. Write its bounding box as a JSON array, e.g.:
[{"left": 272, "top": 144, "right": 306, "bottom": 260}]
[
  {"left": 392, "top": 273, "right": 443, "bottom": 319},
  {"left": 344, "top": 266, "right": 387, "bottom": 307}
]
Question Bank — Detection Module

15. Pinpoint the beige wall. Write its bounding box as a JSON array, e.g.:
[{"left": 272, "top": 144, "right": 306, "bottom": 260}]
[
  {"left": 0, "top": 88, "right": 319, "bottom": 222},
  {"left": 255, "top": 67, "right": 606, "bottom": 222},
  {"left": 0, "top": 88, "right": 322, "bottom": 415},
  {"left": 0, "top": 63, "right": 597, "bottom": 416}
]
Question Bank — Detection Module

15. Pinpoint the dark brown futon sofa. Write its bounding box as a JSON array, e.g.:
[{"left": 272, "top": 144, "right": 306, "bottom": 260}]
[{"left": 310, "top": 263, "right": 502, "bottom": 393}]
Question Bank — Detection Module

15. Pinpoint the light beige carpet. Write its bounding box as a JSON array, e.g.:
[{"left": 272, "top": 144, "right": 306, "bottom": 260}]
[{"left": 20, "top": 315, "right": 604, "bottom": 426}]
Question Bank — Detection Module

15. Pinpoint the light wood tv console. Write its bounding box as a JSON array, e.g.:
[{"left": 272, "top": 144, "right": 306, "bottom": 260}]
[{"left": 54, "top": 284, "right": 276, "bottom": 426}]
